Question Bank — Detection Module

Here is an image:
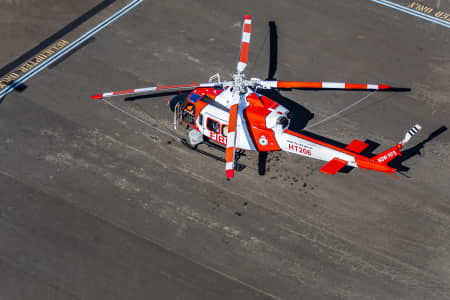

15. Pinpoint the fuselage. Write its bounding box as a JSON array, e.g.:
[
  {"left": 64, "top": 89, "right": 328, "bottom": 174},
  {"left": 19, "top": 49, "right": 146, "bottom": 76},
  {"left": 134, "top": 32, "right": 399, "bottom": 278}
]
[
  {"left": 177, "top": 87, "right": 289, "bottom": 151},
  {"left": 173, "top": 87, "right": 398, "bottom": 174}
]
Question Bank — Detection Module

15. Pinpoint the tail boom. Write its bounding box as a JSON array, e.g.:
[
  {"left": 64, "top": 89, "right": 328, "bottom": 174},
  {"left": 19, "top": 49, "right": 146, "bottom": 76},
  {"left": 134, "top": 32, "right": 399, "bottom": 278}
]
[
  {"left": 277, "top": 124, "right": 422, "bottom": 175},
  {"left": 355, "top": 157, "right": 396, "bottom": 173}
]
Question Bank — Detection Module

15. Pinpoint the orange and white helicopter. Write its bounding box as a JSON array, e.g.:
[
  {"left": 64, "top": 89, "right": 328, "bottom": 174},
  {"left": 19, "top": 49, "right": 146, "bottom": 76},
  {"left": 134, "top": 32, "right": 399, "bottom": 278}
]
[{"left": 92, "top": 15, "right": 421, "bottom": 179}]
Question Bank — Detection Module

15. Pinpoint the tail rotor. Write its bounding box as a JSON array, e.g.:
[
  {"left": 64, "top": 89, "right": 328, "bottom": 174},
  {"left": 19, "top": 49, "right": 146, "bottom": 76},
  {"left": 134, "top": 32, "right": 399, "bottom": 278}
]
[{"left": 400, "top": 124, "right": 422, "bottom": 146}]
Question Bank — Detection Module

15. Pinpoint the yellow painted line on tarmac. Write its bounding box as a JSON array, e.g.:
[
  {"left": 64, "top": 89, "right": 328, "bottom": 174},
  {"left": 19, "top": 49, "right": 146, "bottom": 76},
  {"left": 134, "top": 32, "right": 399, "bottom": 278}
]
[
  {"left": 407, "top": 1, "right": 450, "bottom": 22},
  {"left": 0, "top": 40, "right": 69, "bottom": 90},
  {"left": 0, "top": 0, "right": 143, "bottom": 99}
]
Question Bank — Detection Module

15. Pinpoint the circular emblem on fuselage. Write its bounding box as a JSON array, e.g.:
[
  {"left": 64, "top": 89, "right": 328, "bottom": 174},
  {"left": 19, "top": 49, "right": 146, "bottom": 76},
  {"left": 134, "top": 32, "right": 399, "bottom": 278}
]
[{"left": 259, "top": 136, "right": 268, "bottom": 146}]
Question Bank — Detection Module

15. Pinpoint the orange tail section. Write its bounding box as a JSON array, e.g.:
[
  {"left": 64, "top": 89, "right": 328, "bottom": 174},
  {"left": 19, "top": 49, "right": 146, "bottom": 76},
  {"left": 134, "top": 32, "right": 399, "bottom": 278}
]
[
  {"left": 361, "top": 124, "right": 422, "bottom": 173},
  {"left": 373, "top": 144, "right": 402, "bottom": 165}
]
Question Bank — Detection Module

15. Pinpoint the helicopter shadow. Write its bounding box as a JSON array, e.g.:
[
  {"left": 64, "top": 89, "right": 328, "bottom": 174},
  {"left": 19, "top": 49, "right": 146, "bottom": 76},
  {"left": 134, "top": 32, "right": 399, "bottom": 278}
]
[{"left": 260, "top": 21, "right": 423, "bottom": 175}]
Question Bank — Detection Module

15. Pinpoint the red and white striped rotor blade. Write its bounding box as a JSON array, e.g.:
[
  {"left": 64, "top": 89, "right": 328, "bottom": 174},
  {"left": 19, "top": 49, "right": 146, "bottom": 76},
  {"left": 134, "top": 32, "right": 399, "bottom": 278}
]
[
  {"left": 236, "top": 15, "right": 251, "bottom": 74},
  {"left": 225, "top": 99, "right": 240, "bottom": 178},
  {"left": 91, "top": 82, "right": 218, "bottom": 100},
  {"left": 261, "top": 81, "right": 390, "bottom": 90}
]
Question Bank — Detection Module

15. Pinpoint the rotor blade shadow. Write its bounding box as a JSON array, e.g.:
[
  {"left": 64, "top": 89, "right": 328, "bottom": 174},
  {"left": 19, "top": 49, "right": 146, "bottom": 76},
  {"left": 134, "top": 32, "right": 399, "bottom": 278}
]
[
  {"left": 266, "top": 21, "right": 278, "bottom": 80},
  {"left": 390, "top": 125, "right": 447, "bottom": 172}
]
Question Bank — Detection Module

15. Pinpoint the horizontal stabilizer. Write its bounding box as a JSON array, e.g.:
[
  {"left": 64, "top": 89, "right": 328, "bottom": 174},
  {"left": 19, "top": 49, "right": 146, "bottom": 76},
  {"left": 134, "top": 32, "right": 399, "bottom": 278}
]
[
  {"left": 345, "top": 139, "right": 369, "bottom": 153},
  {"left": 320, "top": 158, "right": 348, "bottom": 175}
]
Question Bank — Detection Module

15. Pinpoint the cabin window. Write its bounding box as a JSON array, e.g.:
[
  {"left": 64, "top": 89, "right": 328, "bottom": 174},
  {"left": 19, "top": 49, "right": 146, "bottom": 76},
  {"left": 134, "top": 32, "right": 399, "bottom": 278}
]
[
  {"left": 206, "top": 118, "right": 220, "bottom": 133},
  {"left": 222, "top": 125, "right": 228, "bottom": 137}
]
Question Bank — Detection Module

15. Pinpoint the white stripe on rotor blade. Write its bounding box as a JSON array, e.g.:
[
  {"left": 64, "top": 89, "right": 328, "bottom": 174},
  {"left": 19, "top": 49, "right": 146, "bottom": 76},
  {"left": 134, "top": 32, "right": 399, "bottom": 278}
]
[
  {"left": 104, "top": 92, "right": 113, "bottom": 97},
  {"left": 134, "top": 87, "right": 157, "bottom": 93},
  {"left": 322, "top": 82, "right": 346, "bottom": 89},
  {"left": 237, "top": 62, "right": 247, "bottom": 72},
  {"left": 244, "top": 19, "right": 251, "bottom": 24},
  {"left": 367, "top": 84, "right": 378, "bottom": 89},
  {"left": 263, "top": 81, "right": 278, "bottom": 88},
  {"left": 242, "top": 32, "right": 251, "bottom": 43},
  {"left": 225, "top": 162, "right": 234, "bottom": 169},
  {"left": 226, "top": 132, "right": 236, "bottom": 146}
]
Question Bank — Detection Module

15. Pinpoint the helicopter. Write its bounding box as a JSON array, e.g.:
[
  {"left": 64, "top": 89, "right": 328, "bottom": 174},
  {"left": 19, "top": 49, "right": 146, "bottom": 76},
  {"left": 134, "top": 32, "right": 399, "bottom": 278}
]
[{"left": 92, "top": 15, "right": 422, "bottom": 179}]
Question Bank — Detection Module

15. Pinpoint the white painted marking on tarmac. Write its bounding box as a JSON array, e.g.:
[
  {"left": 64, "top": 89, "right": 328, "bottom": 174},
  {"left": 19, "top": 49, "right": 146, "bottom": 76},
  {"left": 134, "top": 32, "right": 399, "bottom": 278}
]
[
  {"left": 0, "top": 0, "right": 144, "bottom": 99},
  {"left": 371, "top": 0, "right": 450, "bottom": 28},
  {"left": 306, "top": 92, "right": 376, "bottom": 129},
  {"left": 101, "top": 98, "right": 183, "bottom": 143}
]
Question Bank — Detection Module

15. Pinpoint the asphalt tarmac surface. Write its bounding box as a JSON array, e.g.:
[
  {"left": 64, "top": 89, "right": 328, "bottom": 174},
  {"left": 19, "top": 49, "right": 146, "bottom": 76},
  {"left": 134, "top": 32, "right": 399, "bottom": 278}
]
[{"left": 1, "top": 0, "right": 449, "bottom": 299}]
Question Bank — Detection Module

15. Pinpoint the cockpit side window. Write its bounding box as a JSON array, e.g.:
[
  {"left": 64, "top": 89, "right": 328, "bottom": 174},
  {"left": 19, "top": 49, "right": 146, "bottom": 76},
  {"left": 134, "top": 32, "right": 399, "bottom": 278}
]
[{"left": 206, "top": 118, "right": 220, "bottom": 133}]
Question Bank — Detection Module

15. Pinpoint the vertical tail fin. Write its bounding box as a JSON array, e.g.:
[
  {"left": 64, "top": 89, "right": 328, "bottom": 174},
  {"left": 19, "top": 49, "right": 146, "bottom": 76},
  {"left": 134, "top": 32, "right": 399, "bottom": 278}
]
[{"left": 373, "top": 124, "right": 422, "bottom": 165}]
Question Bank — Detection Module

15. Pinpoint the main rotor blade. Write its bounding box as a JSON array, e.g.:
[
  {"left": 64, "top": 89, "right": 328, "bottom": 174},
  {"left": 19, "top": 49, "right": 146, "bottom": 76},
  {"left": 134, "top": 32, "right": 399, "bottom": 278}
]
[
  {"left": 225, "top": 94, "right": 241, "bottom": 178},
  {"left": 260, "top": 81, "right": 390, "bottom": 90},
  {"left": 91, "top": 82, "right": 219, "bottom": 99},
  {"left": 236, "top": 15, "right": 252, "bottom": 74}
]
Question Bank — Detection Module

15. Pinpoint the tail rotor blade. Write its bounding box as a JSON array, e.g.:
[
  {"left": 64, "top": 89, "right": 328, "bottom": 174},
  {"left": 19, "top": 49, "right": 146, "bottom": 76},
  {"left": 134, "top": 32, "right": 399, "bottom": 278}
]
[
  {"left": 236, "top": 15, "right": 252, "bottom": 74},
  {"left": 400, "top": 124, "right": 422, "bottom": 145},
  {"left": 259, "top": 81, "right": 390, "bottom": 90},
  {"left": 91, "top": 82, "right": 219, "bottom": 99}
]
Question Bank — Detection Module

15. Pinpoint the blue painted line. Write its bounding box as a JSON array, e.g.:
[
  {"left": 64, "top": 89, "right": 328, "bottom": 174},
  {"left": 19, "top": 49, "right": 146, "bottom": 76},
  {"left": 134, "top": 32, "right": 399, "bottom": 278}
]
[
  {"left": 0, "top": 0, "right": 143, "bottom": 99},
  {"left": 371, "top": 0, "right": 450, "bottom": 28}
]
